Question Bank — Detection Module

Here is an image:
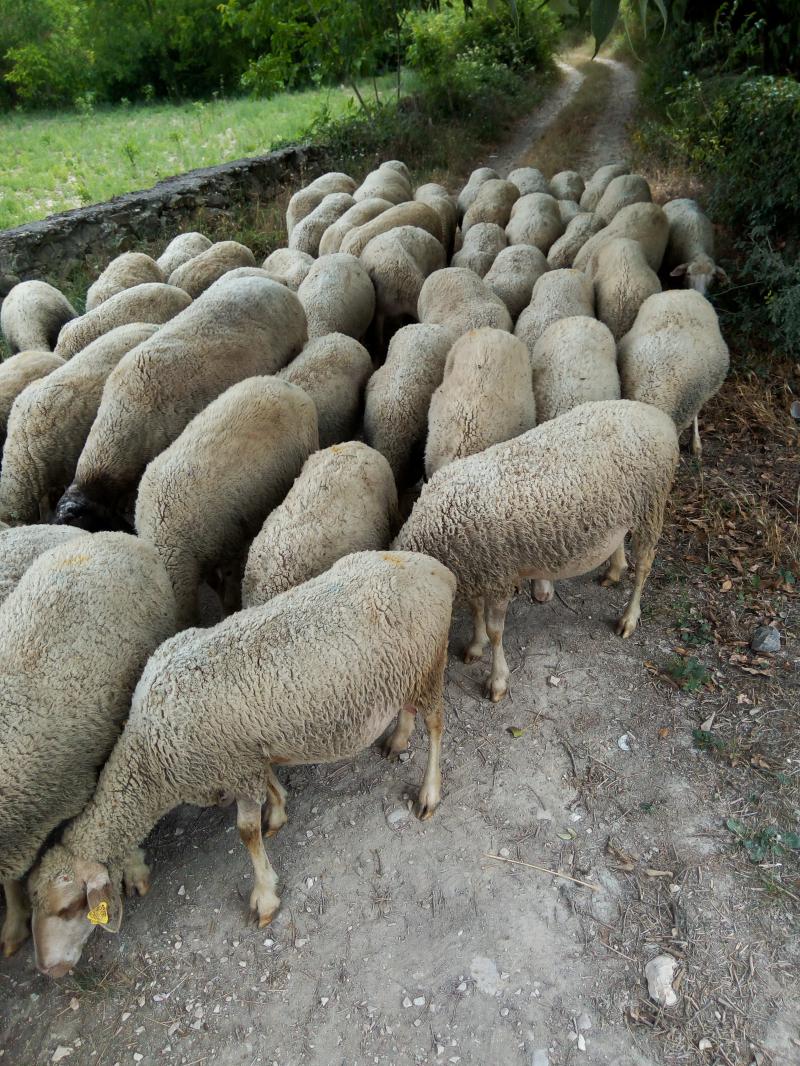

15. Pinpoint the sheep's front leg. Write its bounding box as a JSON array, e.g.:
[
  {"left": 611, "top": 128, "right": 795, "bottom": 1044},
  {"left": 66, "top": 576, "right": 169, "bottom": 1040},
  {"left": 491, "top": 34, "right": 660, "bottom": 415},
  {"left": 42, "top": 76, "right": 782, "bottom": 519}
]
[
  {"left": 381, "top": 703, "right": 417, "bottom": 759},
  {"left": 414, "top": 651, "right": 446, "bottom": 820},
  {"left": 600, "top": 542, "right": 628, "bottom": 587},
  {"left": 236, "top": 797, "right": 280, "bottom": 927},
  {"left": 1, "top": 879, "right": 31, "bottom": 957},
  {"left": 485, "top": 596, "right": 511, "bottom": 703},
  {"left": 122, "top": 847, "right": 151, "bottom": 897},
  {"left": 463, "top": 596, "right": 488, "bottom": 662},
  {"left": 616, "top": 546, "right": 655, "bottom": 638},
  {"left": 691, "top": 414, "right": 702, "bottom": 458},
  {"left": 262, "top": 765, "right": 288, "bottom": 838},
  {"left": 532, "top": 579, "right": 554, "bottom": 603}
]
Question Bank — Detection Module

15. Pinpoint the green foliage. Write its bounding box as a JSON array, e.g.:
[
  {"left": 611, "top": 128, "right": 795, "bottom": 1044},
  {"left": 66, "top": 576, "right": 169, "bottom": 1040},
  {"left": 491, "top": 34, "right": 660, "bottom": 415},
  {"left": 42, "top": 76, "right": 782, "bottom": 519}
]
[
  {"left": 726, "top": 818, "right": 800, "bottom": 863},
  {"left": 667, "top": 656, "right": 712, "bottom": 692}
]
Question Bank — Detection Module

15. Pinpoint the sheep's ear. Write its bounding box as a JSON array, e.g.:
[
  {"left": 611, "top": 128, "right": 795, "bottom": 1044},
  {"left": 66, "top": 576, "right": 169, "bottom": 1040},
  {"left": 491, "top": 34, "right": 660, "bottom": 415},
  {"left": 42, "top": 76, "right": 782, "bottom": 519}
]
[
  {"left": 714, "top": 265, "right": 730, "bottom": 284},
  {"left": 85, "top": 869, "right": 124, "bottom": 934},
  {"left": 670, "top": 264, "right": 688, "bottom": 277}
]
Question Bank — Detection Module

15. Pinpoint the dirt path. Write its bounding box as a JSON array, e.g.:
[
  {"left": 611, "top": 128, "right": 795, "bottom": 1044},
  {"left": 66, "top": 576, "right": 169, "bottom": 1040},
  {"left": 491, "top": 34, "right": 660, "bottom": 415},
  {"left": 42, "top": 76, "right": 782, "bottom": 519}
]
[{"left": 1, "top": 53, "right": 798, "bottom": 1066}]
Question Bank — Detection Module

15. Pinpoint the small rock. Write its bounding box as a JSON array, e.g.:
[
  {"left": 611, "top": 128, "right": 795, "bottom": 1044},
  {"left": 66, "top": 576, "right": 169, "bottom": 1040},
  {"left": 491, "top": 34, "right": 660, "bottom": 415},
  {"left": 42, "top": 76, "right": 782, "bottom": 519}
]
[
  {"left": 263, "top": 938, "right": 274, "bottom": 948},
  {"left": 133, "top": 1057, "right": 143, "bottom": 1064},
  {"left": 398, "top": 752, "right": 411, "bottom": 762},
  {"left": 577, "top": 1034, "right": 586, "bottom": 1052},
  {"left": 548, "top": 675, "right": 562, "bottom": 687},
  {"left": 576, "top": 1012, "right": 592, "bottom": 1031},
  {"left": 536, "top": 809, "right": 553, "bottom": 821},
  {"left": 698, "top": 1038, "right": 713, "bottom": 1052},
  {"left": 295, "top": 938, "right": 308, "bottom": 947},
  {"left": 499, "top": 847, "right": 510, "bottom": 858},
  {"left": 52, "top": 1050, "right": 72, "bottom": 1064},
  {"left": 617, "top": 733, "right": 632, "bottom": 751},
  {"left": 531, "top": 1052, "right": 549, "bottom": 1066},
  {"left": 320, "top": 997, "right": 329, "bottom": 1006},
  {"left": 305, "top": 878, "right": 314, "bottom": 889},
  {"left": 751, "top": 626, "right": 781, "bottom": 653},
  {"left": 413, "top": 996, "right": 425, "bottom": 1007},
  {"left": 69, "top": 999, "right": 80, "bottom": 1012},
  {"left": 121, "top": 1013, "right": 131, "bottom": 1023},
  {"left": 177, "top": 885, "right": 186, "bottom": 896},
  {"left": 386, "top": 808, "right": 409, "bottom": 826},
  {"left": 403, "top": 997, "right": 412, "bottom": 1008},
  {"left": 645, "top": 954, "right": 678, "bottom": 1007},
  {"left": 500, "top": 1008, "right": 509, "bottom": 1017},
  {"left": 456, "top": 982, "right": 467, "bottom": 992}
]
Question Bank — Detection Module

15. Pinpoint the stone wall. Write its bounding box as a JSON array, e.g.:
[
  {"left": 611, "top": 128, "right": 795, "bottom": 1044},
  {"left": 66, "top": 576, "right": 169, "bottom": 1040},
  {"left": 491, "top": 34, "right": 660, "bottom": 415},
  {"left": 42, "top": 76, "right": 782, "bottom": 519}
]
[{"left": 0, "top": 143, "right": 329, "bottom": 288}]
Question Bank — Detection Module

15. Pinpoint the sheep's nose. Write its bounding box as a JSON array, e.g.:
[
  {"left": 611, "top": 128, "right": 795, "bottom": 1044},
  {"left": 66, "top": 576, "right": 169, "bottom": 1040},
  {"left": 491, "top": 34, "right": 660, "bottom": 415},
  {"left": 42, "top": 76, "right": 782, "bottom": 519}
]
[
  {"left": 54, "top": 501, "right": 81, "bottom": 524},
  {"left": 38, "top": 961, "right": 71, "bottom": 979}
]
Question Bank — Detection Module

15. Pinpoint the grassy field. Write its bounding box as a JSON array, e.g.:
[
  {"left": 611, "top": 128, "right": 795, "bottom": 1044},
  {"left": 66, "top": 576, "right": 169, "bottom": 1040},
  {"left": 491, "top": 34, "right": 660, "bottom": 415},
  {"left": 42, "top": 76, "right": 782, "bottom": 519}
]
[{"left": 0, "top": 74, "right": 408, "bottom": 230}]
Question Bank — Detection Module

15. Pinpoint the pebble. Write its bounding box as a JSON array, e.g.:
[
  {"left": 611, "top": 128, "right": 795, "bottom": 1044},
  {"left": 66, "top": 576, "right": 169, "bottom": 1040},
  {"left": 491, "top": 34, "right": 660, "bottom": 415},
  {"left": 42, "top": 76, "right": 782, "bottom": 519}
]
[
  {"left": 69, "top": 999, "right": 79, "bottom": 1012},
  {"left": 751, "top": 626, "right": 781, "bottom": 653},
  {"left": 577, "top": 1034, "right": 586, "bottom": 1052},
  {"left": 456, "top": 982, "right": 467, "bottom": 992},
  {"left": 698, "top": 1038, "right": 712, "bottom": 1051},
  {"left": 500, "top": 1008, "right": 509, "bottom": 1017},
  {"left": 398, "top": 752, "right": 411, "bottom": 762},
  {"left": 51, "top": 1050, "right": 72, "bottom": 1064},
  {"left": 263, "top": 938, "right": 274, "bottom": 948},
  {"left": 499, "top": 848, "right": 510, "bottom": 858},
  {"left": 133, "top": 1057, "right": 143, "bottom": 1064},
  {"left": 413, "top": 996, "right": 425, "bottom": 1007},
  {"left": 617, "top": 734, "right": 631, "bottom": 751},
  {"left": 531, "top": 1052, "right": 549, "bottom": 1066},
  {"left": 645, "top": 954, "right": 678, "bottom": 1007},
  {"left": 320, "top": 997, "right": 329, "bottom": 1006},
  {"left": 403, "top": 997, "right": 413, "bottom": 1008},
  {"left": 387, "top": 808, "right": 409, "bottom": 825},
  {"left": 576, "top": 1012, "right": 592, "bottom": 1031},
  {"left": 177, "top": 885, "right": 185, "bottom": 896}
]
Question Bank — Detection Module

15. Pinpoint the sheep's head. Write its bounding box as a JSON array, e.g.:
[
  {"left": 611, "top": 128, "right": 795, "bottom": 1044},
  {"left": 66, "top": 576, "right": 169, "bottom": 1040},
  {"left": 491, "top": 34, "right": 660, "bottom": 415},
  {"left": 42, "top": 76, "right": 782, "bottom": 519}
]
[
  {"left": 29, "top": 846, "right": 123, "bottom": 978},
  {"left": 670, "top": 254, "right": 729, "bottom": 296}
]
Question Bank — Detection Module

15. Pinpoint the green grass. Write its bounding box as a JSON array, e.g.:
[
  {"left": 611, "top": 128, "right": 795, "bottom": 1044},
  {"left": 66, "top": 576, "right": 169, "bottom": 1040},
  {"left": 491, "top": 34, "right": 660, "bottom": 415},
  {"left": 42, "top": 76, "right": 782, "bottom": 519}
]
[{"left": 0, "top": 74, "right": 409, "bottom": 229}]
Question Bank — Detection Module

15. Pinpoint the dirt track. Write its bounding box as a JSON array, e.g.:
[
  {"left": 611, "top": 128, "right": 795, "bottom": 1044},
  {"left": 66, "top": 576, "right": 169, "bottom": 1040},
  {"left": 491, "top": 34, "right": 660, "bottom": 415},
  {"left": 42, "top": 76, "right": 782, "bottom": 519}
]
[{"left": 1, "top": 56, "right": 798, "bottom": 1066}]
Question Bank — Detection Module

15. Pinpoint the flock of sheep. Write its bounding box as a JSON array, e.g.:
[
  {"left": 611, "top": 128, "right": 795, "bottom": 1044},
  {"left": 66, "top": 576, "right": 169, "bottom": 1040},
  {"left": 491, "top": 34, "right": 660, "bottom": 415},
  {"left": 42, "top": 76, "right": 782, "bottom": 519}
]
[{"left": 0, "top": 157, "right": 730, "bottom": 980}]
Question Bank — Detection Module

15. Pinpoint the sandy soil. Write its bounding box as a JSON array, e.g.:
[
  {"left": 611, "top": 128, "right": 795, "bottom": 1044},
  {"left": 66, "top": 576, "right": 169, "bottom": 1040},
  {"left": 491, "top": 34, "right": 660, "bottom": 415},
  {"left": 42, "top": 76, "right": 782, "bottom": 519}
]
[{"left": 1, "top": 53, "right": 798, "bottom": 1066}]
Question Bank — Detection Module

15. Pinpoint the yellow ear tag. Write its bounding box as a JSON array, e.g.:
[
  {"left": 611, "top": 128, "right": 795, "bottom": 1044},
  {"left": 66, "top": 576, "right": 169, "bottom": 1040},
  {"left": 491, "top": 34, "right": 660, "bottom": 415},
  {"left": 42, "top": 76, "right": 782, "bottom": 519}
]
[{"left": 86, "top": 901, "right": 109, "bottom": 925}]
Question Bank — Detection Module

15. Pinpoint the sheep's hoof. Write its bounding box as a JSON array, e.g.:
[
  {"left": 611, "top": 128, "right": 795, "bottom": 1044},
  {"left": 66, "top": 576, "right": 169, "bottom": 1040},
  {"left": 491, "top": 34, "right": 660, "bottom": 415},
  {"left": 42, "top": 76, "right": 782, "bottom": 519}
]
[
  {"left": 615, "top": 614, "right": 638, "bottom": 639},
  {"left": 463, "top": 645, "right": 485, "bottom": 664},
  {"left": 414, "top": 785, "right": 441, "bottom": 821},
  {"left": 600, "top": 572, "right": 621, "bottom": 588},
  {"left": 484, "top": 677, "right": 508, "bottom": 703},
  {"left": 1, "top": 922, "right": 29, "bottom": 958},
  {"left": 264, "top": 814, "right": 287, "bottom": 839},
  {"left": 531, "top": 580, "right": 554, "bottom": 603},
  {"left": 251, "top": 890, "right": 280, "bottom": 928},
  {"left": 380, "top": 735, "right": 407, "bottom": 760},
  {"left": 123, "top": 855, "right": 151, "bottom": 898}
]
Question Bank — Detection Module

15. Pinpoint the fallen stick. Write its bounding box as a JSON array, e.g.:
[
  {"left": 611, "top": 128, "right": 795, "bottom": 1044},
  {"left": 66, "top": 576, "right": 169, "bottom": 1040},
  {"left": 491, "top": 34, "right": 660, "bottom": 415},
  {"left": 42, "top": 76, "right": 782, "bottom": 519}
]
[{"left": 484, "top": 853, "right": 599, "bottom": 891}]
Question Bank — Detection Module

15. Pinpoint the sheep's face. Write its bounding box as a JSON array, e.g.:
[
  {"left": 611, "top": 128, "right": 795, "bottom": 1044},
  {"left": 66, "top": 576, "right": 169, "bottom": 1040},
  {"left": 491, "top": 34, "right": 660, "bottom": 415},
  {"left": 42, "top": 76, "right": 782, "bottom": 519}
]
[
  {"left": 671, "top": 255, "right": 729, "bottom": 296},
  {"left": 29, "top": 847, "right": 123, "bottom": 978}
]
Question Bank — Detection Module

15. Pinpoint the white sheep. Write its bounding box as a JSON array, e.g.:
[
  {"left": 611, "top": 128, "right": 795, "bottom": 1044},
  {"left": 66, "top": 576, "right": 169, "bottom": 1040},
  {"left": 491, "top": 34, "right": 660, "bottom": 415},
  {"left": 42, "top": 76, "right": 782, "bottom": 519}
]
[
  {"left": 590, "top": 236, "right": 662, "bottom": 340},
  {"left": 360, "top": 226, "right": 446, "bottom": 345},
  {"left": 289, "top": 193, "right": 356, "bottom": 257},
  {"left": 363, "top": 323, "right": 456, "bottom": 484},
  {"left": 394, "top": 400, "right": 679, "bottom": 700},
  {"left": 353, "top": 163, "right": 412, "bottom": 206},
  {"left": 260, "top": 248, "right": 315, "bottom": 291},
  {"left": 279, "top": 333, "right": 373, "bottom": 447},
  {"left": 0, "top": 524, "right": 88, "bottom": 606},
  {"left": 531, "top": 317, "right": 621, "bottom": 422},
  {"left": 505, "top": 193, "right": 564, "bottom": 253},
  {"left": 557, "top": 199, "right": 581, "bottom": 226},
  {"left": 618, "top": 290, "right": 730, "bottom": 456},
  {"left": 483, "top": 245, "right": 550, "bottom": 319},
  {"left": 594, "top": 174, "right": 652, "bottom": 224},
  {"left": 54, "top": 283, "right": 191, "bottom": 358},
  {"left": 549, "top": 170, "right": 585, "bottom": 201},
  {"left": 1, "top": 281, "right": 77, "bottom": 354},
  {"left": 167, "top": 240, "right": 256, "bottom": 298},
  {"left": 0, "top": 351, "right": 65, "bottom": 448},
  {"left": 413, "top": 184, "right": 458, "bottom": 257},
  {"left": 318, "top": 198, "right": 393, "bottom": 256},
  {"left": 156, "top": 232, "right": 213, "bottom": 276},
  {"left": 514, "top": 268, "right": 594, "bottom": 354},
  {"left": 573, "top": 202, "right": 670, "bottom": 274},
  {"left": 0, "top": 324, "right": 158, "bottom": 524},
  {"left": 546, "top": 211, "right": 605, "bottom": 268},
  {"left": 457, "top": 167, "right": 500, "bottom": 220},
  {"left": 286, "top": 172, "right": 357, "bottom": 236},
  {"left": 663, "top": 198, "right": 728, "bottom": 295},
  {"left": 54, "top": 275, "right": 306, "bottom": 529},
  {"left": 418, "top": 268, "right": 513, "bottom": 336},
  {"left": 0, "top": 532, "right": 176, "bottom": 959},
  {"left": 86, "top": 253, "right": 165, "bottom": 310},
  {"left": 450, "top": 221, "right": 507, "bottom": 278},
  {"left": 462, "top": 179, "right": 520, "bottom": 234},
  {"left": 425, "top": 328, "right": 536, "bottom": 478},
  {"left": 242, "top": 443, "right": 398, "bottom": 606},
  {"left": 135, "top": 377, "right": 318, "bottom": 627},
  {"left": 29, "top": 550, "right": 455, "bottom": 972},
  {"left": 506, "top": 167, "right": 550, "bottom": 196},
  {"left": 579, "top": 162, "right": 628, "bottom": 211},
  {"left": 340, "top": 201, "right": 443, "bottom": 257}
]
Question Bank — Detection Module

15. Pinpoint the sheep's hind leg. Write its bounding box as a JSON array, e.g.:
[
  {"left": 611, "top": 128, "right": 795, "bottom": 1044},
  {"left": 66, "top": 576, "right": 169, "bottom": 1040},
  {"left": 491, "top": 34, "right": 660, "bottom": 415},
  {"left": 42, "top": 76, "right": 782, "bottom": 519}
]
[
  {"left": 532, "top": 579, "right": 554, "bottom": 603},
  {"left": 484, "top": 596, "right": 511, "bottom": 703},
  {"left": 600, "top": 542, "right": 628, "bottom": 587},
  {"left": 237, "top": 797, "right": 280, "bottom": 927},
  {"left": 463, "top": 597, "right": 488, "bottom": 662},
  {"left": 691, "top": 414, "right": 702, "bottom": 458},
  {"left": 262, "top": 765, "right": 288, "bottom": 837},
  {"left": 1, "top": 879, "right": 31, "bottom": 957},
  {"left": 122, "top": 847, "right": 151, "bottom": 897},
  {"left": 415, "top": 650, "right": 446, "bottom": 820},
  {"left": 381, "top": 704, "right": 417, "bottom": 759},
  {"left": 616, "top": 544, "right": 655, "bottom": 638}
]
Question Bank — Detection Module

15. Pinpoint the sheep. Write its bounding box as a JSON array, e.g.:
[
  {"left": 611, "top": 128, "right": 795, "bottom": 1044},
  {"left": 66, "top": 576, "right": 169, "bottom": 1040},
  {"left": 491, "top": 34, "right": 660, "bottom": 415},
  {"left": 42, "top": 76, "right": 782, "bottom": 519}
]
[
  {"left": 0, "top": 351, "right": 65, "bottom": 448},
  {"left": 394, "top": 400, "right": 679, "bottom": 700},
  {"left": 135, "top": 377, "right": 318, "bottom": 627},
  {"left": 457, "top": 167, "right": 500, "bottom": 220},
  {"left": 418, "top": 268, "right": 513, "bottom": 336},
  {"left": 0, "top": 324, "right": 158, "bottom": 524},
  {"left": 425, "top": 328, "right": 536, "bottom": 478},
  {"left": 318, "top": 198, "right": 393, "bottom": 256},
  {"left": 514, "top": 268, "right": 594, "bottom": 353},
  {"left": 29, "top": 549, "right": 455, "bottom": 972},
  {"left": 549, "top": 170, "right": 585, "bottom": 201},
  {"left": 482, "top": 245, "right": 549, "bottom": 320},
  {"left": 0, "top": 532, "right": 176, "bottom": 959},
  {"left": 546, "top": 211, "right": 605, "bottom": 268},
  {"left": 289, "top": 193, "right": 357, "bottom": 257},
  {"left": 618, "top": 290, "right": 730, "bottom": 457},
  {"left": 54, "top": 275, "right": 307, "bottom": 530},
  {"left": 506, "top": 167, "right": 550, "bottom": 197},
  {"left": 54, "top": 284, "right": 191, "bottom": 359},
  {"left": 663, "top": 198, "right": 728, "bottom": 295},
  {"left": 167, "top": 241, "right": 256, "bottom": 298},
  {"left": 573, "top": 202, "right": 670, "bottom": 274},
  {"left": 531, "top": 317, "right": 620, "bottom": 422},
  {"left": 579, "top": 162, "right": 629, "bottom": 211},
  {"left": 590, "top": 237, "right": 661, "bottom": 340},
  {"left": 279, "top": 334, "right": 373, "bottom": 447},
  {"left": 296, "top": 253, "right": 375, "bottom": 340},
  {"left": 86, "top": 253, "right": 165, "bottom": 310},
  {"left": 286, "top": 172, "right": 357, "bottom": 236},
  {"left": 505, "top": 193, "right": 564, "bottom": 253},
  {"left": 379, "top": 160, "right": 412, "bottom": 184},
  {"left": 413, "top": 184, "right": 458, "bottom": 257},
  {"left": 360, "top": 226, "right": 446, "bottom": 345},
  {"left": 156, "top": 232, "right": 213, "bottom": 276},
  {"left": 340, "top": 201, "right": 443, "bottom": 258},
  {"left": 363, "top": 323, "right": 456, "bottom": 484},
  {"left": 451, "top": 223, "right": 508, "bottom": 278},
  {"left": 462, "top": 179, "right": 520, "bottom": 234},
  {"left": 594, "top": 174, "right": 652, "bottom": 224},
  {"left": 242, "top": 443, "right": 398, "bottom": 606},
  {"left": 261, "top": 248, "right": 315, "bottom": 291},
  {"left": 1, "top": 281, "right": 77, "bottom": 355},
  {"left": 353, "top": 163, "right": 412, "bottom": 206},
  {"left": 0, "top": 525, "right": 88, "bottom": 606},
  {"left": 557, "top": 199, "right": 581, "bottom": 226}
]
